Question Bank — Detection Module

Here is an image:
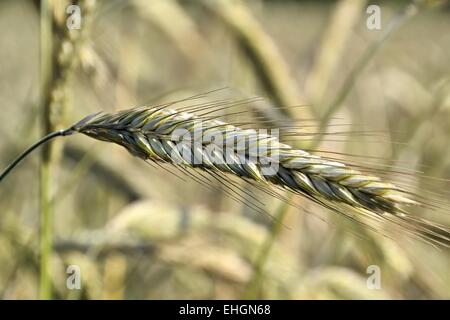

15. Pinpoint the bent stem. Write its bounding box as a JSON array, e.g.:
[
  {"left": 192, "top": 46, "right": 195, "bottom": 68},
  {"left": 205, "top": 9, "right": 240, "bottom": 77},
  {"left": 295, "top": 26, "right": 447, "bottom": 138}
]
[{"left": 0, "top": 130, "right": 72, "bottom": 183}]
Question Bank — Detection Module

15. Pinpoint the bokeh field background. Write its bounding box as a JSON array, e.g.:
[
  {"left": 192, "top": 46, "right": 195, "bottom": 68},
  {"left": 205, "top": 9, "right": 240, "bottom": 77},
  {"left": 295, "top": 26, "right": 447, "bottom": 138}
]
[{"left": 0, "top": 0, "right": 450, "bottom": 299}]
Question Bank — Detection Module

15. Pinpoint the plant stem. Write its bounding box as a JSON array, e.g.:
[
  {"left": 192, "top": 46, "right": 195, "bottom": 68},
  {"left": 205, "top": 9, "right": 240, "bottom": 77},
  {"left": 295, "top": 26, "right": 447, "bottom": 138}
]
[
  {"left": 0, "top": 130, "right": 71, "bottom": 183},
  {"left": 39, "top": 160, "right": 51, "bottom": 299},
  {"left": 317, "top": 3, "right": 418, "bottom": 136},
  {"left": 37, "top": 0, "right": 96, "bottom": 298},
  {"left": 39, "top": 0, "right": 53, "bottom": 300},
  {"left": 243, "top": 201, "right": 290, "bottom": 299}
]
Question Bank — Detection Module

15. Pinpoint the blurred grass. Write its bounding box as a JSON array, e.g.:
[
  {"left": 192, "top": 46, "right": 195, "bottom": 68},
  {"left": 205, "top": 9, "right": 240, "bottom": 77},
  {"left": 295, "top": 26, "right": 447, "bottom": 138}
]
[{"left": 0, "top": 0, "right": 449, "bottom": 299}]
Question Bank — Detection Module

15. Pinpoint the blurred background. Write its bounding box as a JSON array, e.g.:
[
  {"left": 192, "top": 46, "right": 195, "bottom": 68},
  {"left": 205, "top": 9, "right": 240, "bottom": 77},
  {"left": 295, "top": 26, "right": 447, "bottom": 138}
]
[{"left": 0, "top": 0, "right": 450, "bottom": 299}]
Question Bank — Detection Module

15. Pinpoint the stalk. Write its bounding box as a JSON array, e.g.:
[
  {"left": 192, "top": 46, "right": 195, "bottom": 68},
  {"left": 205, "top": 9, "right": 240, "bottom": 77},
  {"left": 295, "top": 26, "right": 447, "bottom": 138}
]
[
  {"left": 243, "top": 202, "right": 289, "bottom": 299},
  {"left": 0, "top": 130, "right": 72, "bottom": 183},
  {"left": 39, "top": 0, "right": 54, "bottom": 300}
]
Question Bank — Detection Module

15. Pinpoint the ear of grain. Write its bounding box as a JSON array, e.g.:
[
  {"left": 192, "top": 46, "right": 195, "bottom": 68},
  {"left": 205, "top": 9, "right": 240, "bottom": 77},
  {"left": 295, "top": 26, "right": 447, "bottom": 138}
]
[{"left": 71, "top": 105, "right": 450, "bottom": 247}]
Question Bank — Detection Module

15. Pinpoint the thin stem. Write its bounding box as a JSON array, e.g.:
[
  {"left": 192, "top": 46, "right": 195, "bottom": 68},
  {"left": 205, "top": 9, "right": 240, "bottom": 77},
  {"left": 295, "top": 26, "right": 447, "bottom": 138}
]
[
  {"left": 0, "top": 130, "right": 72, "bottom": 183},
  {"left": 243, "top": 201, "right": 290, "bottom": 299},
  {"left": 39, "top": 160, "right": 51, "bottom": 300},
  {"left": 39, "top": 0, "right": 54, "bottom": 300},
  {"left": 317, "top": 3, "right": 418, "bottom": 137}
]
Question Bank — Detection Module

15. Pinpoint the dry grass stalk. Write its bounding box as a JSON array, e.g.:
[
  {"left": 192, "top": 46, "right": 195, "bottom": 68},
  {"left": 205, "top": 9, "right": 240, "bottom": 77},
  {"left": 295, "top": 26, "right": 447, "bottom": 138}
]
[{"left": 38, "top": 0, "right": 97, "bottom": 299}]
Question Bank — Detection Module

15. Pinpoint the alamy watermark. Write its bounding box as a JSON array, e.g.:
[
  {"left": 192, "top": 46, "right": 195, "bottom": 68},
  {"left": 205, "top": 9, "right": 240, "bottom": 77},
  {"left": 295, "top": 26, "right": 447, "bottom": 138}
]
[
  {"left": 366, "top": 265, "right": 381, "bottom": 290},
  {"left": 366, "top": 5, "right": 381, "bottom": 30},
  {"left": 66, "top": 265, "right": 81, "bottom": 290},
  {"left": 66, "top": 5, "right": 81, "bottom": 30}
]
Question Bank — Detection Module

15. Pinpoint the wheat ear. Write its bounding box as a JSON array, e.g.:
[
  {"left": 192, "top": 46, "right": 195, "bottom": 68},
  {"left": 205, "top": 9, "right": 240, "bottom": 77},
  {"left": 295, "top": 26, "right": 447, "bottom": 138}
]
[
  {"left": 72, "top": 106, "right": 450, "bottom": 246},
  {"left": 1, "top": 105, "right": 449, "bottom": 246}
]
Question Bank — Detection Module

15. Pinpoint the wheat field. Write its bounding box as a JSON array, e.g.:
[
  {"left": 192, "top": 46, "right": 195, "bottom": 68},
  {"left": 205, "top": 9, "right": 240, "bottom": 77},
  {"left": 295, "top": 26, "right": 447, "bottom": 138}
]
[{"left": 0, "top": 0, "right": 450, "bottom": 299}]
